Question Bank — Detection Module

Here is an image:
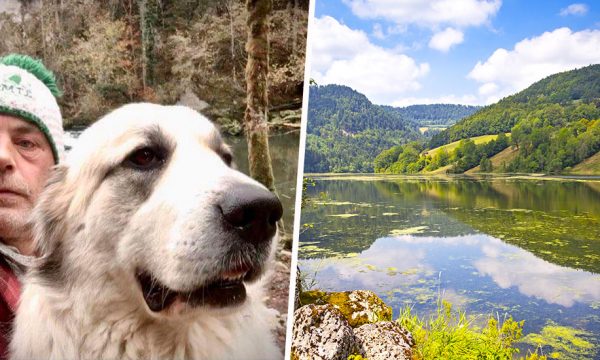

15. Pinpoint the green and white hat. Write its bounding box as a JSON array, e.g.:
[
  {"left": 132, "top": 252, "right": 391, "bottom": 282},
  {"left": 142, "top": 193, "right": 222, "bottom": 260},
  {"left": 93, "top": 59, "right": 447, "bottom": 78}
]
[{"left": 0, "top": 54, "right": 65, "bottom": 164}]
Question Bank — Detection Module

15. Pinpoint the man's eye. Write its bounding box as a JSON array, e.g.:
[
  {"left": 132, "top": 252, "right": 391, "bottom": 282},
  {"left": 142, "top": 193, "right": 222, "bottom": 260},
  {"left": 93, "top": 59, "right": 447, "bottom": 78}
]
[{"left": 17, "top": 139, "right": 36, "bottom": 149}]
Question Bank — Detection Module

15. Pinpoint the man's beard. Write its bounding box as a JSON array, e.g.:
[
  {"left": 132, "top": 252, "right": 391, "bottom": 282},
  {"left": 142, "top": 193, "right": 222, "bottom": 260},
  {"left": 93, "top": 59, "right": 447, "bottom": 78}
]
[{"left": 0, "top": 174, "right": 33, "bottom": 241}]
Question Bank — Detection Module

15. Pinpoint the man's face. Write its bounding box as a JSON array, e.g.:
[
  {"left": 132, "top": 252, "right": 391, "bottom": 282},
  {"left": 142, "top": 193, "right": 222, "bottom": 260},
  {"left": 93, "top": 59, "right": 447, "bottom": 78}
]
[{"left": 0, "top": 114, "right": 54, "bottom": 252}]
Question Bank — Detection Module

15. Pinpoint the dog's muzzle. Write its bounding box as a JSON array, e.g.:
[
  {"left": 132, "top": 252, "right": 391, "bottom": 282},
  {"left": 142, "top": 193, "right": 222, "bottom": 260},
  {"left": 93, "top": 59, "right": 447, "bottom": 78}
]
[
  {"left": 218, "top": 183, "right": 283, "bottom": 245},
  {"left": 137, "top": 183, "right": 283, "bottom": 313}
]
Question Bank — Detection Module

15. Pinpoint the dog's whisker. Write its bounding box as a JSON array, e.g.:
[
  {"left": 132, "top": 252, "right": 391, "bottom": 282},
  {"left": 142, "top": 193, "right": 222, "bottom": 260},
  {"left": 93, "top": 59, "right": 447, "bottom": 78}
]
[
  {"left": 149, "top": 277, "right": 157, "bottom": 294},
  {"left": 161, "top": 287, "right": 169, "bottom": 308}
]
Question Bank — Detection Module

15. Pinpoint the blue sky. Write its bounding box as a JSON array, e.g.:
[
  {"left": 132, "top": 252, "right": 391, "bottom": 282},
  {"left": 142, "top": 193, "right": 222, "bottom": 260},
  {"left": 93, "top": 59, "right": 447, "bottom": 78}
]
[{"left": 309, "top": 0, "right": 600, "bottom": 106}]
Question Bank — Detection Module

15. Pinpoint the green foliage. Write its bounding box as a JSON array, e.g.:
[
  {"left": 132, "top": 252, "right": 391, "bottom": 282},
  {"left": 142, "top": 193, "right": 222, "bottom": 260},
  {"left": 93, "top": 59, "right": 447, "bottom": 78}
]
[
  {"left": 507, "top": 117, "right": 600, "bottom": 173},
  {"left": 305, "top": 85, "right": 422, "bottom": 173},
  {"left": 397, "top": 300, "right": 543, "bottom": 360},
  {"left": 374, "top": 145, "right": 403, "bottom": 173},
  {"left": 479, "top": 156, "right": 493, "bottom": 172},
  {"left": 138, "top": 0, "right": 159, "bottom": 87},
  {"left": 424, "top": 149, "right": 450, "bottom": 171},
  {"left": 384, "top": 103, "right": 481, "bottom": 126},
  {"left": 301, "top": 177, "right": 316, "bottom": 209},
  {"left": 430, "top": 64, "right": 600, "bottom": 148},
  {"left": 424, "top": 65, "right": 600, "bottom": 174},
  {"left": 305, "top": 85, "right": 485, "bottom": 173},
  {"left": 376, "top": 134, "right": 509, "bottom": 174},
  {"left": 521, "top": 322, "right": 595, "bottom": 360}
]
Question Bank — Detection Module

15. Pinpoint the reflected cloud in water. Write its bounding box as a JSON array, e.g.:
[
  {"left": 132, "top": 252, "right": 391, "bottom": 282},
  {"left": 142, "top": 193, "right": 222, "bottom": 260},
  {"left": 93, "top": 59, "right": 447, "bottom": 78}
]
[
  {"left": 473, "top": 236, "right": 600, "bottom": 307},
  {"left": 302, "top": 238, "right": 432, "bottom": 291},
  {"left": 302, "top": 233, "right": 600, "bottom": 309}
]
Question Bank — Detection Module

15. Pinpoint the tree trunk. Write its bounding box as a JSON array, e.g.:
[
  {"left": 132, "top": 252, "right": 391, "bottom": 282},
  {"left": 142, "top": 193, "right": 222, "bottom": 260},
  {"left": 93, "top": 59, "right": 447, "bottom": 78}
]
[
  {"left": 244, "top": 0, "right": 275, "bottom": 192},
  {"left": 54, "top": 0, "right": 62, "bottom": 52},
  {"left": 245, "top": 0, "right": 289, "bottom": 244},
  {"left": 40, "top": 0, "right": 46, "bottom": 59},
  {"left": 227, "top": 0, "right": 237, "bottom": 83},
  {"left": 292, "top": 0, "right": 298, "bottom": 54},
  {"left": 138, "top": 0, "right": 158, "bottom": 89},
  {"left": 19, "top": 2, "right": 27, "bottom": 45}
]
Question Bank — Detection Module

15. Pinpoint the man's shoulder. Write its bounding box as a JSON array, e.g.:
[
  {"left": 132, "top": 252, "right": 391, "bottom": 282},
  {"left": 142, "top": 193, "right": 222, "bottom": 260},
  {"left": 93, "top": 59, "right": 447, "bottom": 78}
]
[{"left": 0, "top": 257, "right": 20, "bottom": 316}]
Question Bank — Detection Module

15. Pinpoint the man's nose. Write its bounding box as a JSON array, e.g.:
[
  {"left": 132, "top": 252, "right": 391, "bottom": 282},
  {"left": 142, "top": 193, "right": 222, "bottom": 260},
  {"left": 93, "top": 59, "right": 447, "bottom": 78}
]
[{"left": 0, "top": 138, "right": 16, "bottom": 173}]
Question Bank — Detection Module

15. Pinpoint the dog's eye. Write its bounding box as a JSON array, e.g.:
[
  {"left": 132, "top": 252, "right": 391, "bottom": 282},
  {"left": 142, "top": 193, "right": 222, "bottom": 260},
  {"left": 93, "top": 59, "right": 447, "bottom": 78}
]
[{"left": 125, "top": 147, "right": 164, "bottom": 170}]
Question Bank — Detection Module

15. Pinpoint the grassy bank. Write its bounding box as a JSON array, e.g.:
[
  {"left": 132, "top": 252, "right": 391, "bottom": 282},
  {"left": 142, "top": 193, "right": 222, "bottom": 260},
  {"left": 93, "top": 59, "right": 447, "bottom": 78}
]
[{"left": 397, "top": 300, "right": 545, "bottom": 360}]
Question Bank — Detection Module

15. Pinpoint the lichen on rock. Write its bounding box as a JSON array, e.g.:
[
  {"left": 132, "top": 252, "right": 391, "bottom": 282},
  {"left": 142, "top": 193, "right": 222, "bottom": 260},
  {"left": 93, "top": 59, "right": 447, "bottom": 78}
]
[
  {"left": 300, "top": 290, "right": 393, "bottom": 327},
  {"left": 291, "top": 304, "right": 356, "bottom": 360},
  {"left": 354, "top": 321, "right": 415, "bottom": 360}
]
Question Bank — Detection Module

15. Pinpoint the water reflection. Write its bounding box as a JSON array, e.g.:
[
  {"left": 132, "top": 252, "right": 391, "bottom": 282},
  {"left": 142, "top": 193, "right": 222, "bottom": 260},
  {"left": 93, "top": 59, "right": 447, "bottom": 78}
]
[
  {"left": 301, "top": 177, "right": 600, "bottom": 273},
  {"left": 303, "top": 233, "right": 600, "bottom": 308},
  {"left": 299, "top": 176, "right": 600, "bottom": 355},
  {"left": 473, "top": 237, "right": 600, "bottom": 307}
]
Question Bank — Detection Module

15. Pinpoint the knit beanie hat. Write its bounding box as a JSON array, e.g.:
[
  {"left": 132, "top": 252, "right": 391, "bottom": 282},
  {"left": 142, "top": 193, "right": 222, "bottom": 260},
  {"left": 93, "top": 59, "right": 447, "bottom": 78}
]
[{"left": 0, "top": 54, "right": 65, "bottom": 163}]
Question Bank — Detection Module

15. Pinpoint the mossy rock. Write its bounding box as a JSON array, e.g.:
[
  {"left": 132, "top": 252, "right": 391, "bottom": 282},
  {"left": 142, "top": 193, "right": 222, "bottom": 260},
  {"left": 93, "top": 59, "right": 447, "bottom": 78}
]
[
  {"left": 300, "top": 290, "right": 392, "bottom": 328},
  {"left": 292, "top": 304, "right": 355, "bottom": 360},
  {"left": 217, "top": 117, "right": 242, "bottom": 135},
  {"left": 354, "top": 322, "right": 413, "bottom": 360}
]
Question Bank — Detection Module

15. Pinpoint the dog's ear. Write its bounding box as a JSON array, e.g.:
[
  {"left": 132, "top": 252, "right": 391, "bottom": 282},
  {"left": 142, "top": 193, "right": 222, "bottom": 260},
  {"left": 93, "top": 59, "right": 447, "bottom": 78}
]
[{"left": 32, "top": 165, "right": 72, "bottom": 257}]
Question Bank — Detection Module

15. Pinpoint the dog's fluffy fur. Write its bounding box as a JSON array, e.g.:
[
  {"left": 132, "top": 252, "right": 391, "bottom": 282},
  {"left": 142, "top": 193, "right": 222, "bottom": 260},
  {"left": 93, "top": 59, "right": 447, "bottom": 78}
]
[{"left": 10, "top": 103, "right": 281, "bottom": 360}]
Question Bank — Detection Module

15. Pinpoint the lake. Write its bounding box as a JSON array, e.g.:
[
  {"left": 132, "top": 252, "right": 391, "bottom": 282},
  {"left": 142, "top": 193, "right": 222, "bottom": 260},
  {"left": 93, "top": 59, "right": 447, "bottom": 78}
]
[{"left": 299, "top": 174, "right": 600, "bottom": 359}]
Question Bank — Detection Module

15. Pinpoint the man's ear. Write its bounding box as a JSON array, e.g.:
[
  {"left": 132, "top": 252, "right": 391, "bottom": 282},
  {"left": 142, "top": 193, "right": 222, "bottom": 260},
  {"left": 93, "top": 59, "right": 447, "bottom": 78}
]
[{"left": 32, "top": 165, "right": 72, "bottom": 257}]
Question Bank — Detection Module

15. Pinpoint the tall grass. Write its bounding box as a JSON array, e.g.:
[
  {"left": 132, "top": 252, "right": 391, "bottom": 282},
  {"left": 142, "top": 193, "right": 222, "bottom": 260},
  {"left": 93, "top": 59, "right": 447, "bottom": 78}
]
[{"left": 397, "top": 299, "right": 545, "bottom": 360}]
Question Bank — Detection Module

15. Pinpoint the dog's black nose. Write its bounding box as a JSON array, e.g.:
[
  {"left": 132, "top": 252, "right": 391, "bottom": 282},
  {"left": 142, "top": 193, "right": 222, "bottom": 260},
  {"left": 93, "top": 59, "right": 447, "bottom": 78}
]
[{"left": 219, "top": 183, "right": 283, "bottom": 244}]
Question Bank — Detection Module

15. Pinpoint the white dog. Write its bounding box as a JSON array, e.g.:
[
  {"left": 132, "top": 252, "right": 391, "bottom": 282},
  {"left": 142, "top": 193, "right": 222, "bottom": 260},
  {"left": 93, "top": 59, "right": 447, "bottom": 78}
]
[{"left": 10, "top": 103, "right": 283, "bottom": 360}]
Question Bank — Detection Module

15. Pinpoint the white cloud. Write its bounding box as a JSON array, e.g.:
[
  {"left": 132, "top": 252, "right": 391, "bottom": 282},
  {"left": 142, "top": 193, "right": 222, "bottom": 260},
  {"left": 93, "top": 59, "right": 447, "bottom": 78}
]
[
  {"left": 343, "top": 0, "right": 501, "bottom": 28},
  {"left": 310, "top": 16, "right": 373, "bottom": 76},
  {"left": 372, "top": 23, "right": 385, "bottom": 39},
  {"left": 469, "top": 27, "right": 600, "bottom": 104},
  {"left": 429, "top": 27, "right": 465, "bottom": 52},
  {"left": 477, "top": 82, "right": 498, "bottom": 96},
  {"left": 560, "top": 3, "right": 588, "bottom": 16},
  {"left": 311, "top": 16, "right": 430, "bottom": 105}
]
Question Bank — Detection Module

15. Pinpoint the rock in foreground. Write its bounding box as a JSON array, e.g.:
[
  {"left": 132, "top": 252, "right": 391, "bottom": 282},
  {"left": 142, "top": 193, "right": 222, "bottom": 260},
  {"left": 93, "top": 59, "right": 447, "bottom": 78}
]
[
  {"left": 292, "top": 304, "right": 355, "bottom": 360},
  {"left": 300, "top": 290, "right": 392, "bottom": 327},
  {"left": 354, "top": 321, "right": 415, "bottom": 360},
  {"left": 293, "top": 290, "right": 413, "bottom": 359}
]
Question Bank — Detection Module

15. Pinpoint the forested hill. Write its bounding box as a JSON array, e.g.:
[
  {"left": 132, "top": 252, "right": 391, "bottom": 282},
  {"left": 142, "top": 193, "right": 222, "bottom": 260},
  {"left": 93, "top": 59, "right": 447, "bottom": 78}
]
[
  {"left": 385, "top": 104, "right": 481, "bottom": 126},
  {"left": 305, "top": 84, "right": 421, "bottom": 172},
  {"left": 375, "top": 64, "right": 600, "bottom": 175},
  {"left": 430, "top": 64, "right": 600, "bottom": 148}
]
